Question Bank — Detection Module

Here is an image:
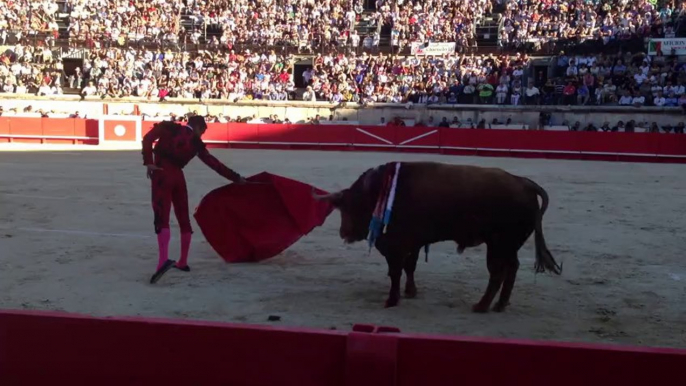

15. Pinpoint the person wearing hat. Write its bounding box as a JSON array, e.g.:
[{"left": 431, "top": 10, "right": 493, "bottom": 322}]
[{"left": 141, "top": 114, "right": 246, "bottom": 284}]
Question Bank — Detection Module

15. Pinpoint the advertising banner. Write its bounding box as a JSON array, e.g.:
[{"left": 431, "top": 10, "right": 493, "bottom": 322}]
[
  {"left": 647, "top": 38, "right": 686, "bottom": 56},
  {"left": 410, "top": 42, "right": 456, "bottom": 56}
]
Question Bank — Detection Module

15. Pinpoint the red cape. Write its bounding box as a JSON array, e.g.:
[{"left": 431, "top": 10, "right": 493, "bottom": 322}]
[{"left": 193, "top": 172, "right": 334, "bottom": 263}]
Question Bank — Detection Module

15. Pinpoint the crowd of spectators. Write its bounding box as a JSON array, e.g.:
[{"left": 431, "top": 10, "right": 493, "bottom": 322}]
[
  {"left": 57, "top": 0, "right": 366, "bottom": 51},
  {"left": 1, "top": 0, "right": 685, "bottom": 51},
  {"left": 3, "top": 42, "right": 686, "bottom": 112},
  {"left": 1, "top": 0, "right": 686, "bottom": 109},
  {"left": 499, "top": 0, "right": 686, "bottom": 52},
  {"left": 0, "top": 44, "right": 65, "bottom": 96},
  {"left": 550, "top": 49, "right": 686, "bottom": 108},
  {"left": 372, "top": 0, "right": 489, "bottom": 53},
  {"left": 63, "top": 0, "right": 184, "bottom": 48},
  {"left": 303, "top": 51, "right": 534, "bottom": 104},
  {"left": 199, "top": 0, "right": 364, "bottom": 52},
  {"left": 70, "top": 47, "right": 300, "bottom": 100},
  {"left": 0, "top": 0, "right": 60, "bottom": 46}
]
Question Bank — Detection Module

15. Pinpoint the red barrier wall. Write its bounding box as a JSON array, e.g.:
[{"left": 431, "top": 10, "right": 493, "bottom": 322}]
[
  {"left": 213, "top": 123, "right": 684, "bottom": 163},
  {"left": 3, "top": 118, "right": 686, "bottom": 164},
  {"left": 1, "top": 310, "right": 685, "bottom": 385},
  {"left": 0, "top": 117, "right": 99, "bottom": 145}
]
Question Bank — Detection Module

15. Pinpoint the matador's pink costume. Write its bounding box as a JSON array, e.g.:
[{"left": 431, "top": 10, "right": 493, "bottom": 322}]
[{"left": 141, "top": 116, "right": 243, "bottom": 283}]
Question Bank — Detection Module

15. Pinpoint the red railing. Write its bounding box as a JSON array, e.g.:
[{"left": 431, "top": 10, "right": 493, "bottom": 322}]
[{"left": 0, "top": 310, "right": 684, "bottom": 385}]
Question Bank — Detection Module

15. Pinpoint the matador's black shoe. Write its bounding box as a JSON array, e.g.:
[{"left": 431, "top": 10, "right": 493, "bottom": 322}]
[
  {"left": 150, "top": 259, "right": 176, "bottom": 284},
  {"left": 174, "top": 264, "right": 191, "bottom": 272}
]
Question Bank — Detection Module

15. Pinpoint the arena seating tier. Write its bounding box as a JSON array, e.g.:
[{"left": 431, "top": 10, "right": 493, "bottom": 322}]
[{"left": 1, "top": 0, "right": 686, "bottom": 120}]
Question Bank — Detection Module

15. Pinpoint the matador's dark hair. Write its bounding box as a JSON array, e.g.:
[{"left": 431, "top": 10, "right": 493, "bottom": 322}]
[
  {"left": 152, "top": 120, "right": 182, "bottom": 132},
  {"left": 187, "top": 115, "right": 207, "bottom": 130}
]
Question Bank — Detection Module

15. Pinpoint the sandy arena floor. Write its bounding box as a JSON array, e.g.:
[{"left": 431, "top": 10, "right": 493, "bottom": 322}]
[{"left": 0, "top": 149, "right": 685, "bottom": 349}]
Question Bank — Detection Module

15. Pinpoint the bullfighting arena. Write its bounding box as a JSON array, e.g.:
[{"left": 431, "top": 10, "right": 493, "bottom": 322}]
[{"left": 1, "top": 148, "right": 685, "bottom": 349}]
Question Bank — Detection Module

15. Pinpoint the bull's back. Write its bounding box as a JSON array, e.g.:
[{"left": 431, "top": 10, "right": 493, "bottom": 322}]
[{"left": 391, "top": 162, "right": 536, "bottom": 232}]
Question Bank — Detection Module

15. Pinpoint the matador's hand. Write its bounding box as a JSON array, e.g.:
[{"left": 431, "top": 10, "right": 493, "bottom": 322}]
[{"left": 145, "top": 164, "right": 163, "bottom": 179}]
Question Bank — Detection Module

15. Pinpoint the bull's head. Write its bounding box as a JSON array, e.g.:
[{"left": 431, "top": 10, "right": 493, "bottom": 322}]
[{"left": 313, "top": 165, "right": 386, "bottom": 244}]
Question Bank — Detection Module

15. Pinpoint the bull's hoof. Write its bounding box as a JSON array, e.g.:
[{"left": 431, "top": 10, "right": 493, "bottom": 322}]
[
  {"left": 385, "top": 296, "right": 400, "bottom": 308},
  {"left": 492, "top": 301, "right": 509, "bottom": 313},
  {"left": 404, "top": 285, "right": 417, "bottom": 299},
  {"left": 471, "top": 303, "right": 490, "bottom": 313}
]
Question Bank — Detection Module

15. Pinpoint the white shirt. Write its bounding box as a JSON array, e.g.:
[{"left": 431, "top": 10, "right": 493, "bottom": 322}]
[
  {"left": 619, "top": 95, "right": 633, "bottom": 105},
  {"left": 525, "top": 86, "right": 540, "bottom": 97}
]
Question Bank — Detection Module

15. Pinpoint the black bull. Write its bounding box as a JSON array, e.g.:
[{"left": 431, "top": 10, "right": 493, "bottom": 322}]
[{"left": 313, "top": 161, "right": 562, "bottom": 313}]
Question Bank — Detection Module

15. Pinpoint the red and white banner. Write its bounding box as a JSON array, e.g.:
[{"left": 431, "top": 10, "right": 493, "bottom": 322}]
[{"left": 99, "top": 115, "right": 141, "bottom": 144}]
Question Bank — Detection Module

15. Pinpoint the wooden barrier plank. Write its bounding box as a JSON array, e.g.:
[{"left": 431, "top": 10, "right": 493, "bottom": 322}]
[
  {"left": 0, "top": 310, "right": 347, "bottom": 386},
  {"left": 315, "top": 125, "right": 355, "bottom": 145},
  {"left": 8, "top": 117, "right": 43, "bottom": 136},
  {"left": 73, "top": 119, "right": 100, "bottom": 139},
  {"left": 42, "top": 118, "right": 76, "bottom": 137},
  {"left": 202, "top": 122, "right": 229, "bottom": 143},
  {"left": 396, "top": 335, "right": 686, "bottom": 386},
  {"left": 0, "top": 117, "right": 9, "bottom": 135},
  {"left": 228, "top": 123, "right": 259, "bottom": 143},
  {"left": 438, "top": 128, "right": 487, "bottom": 150},
  {"left": 258, "top": 123, "right": 320, "bottom": 144},
  {"left": 140, "top": 120, "right": 158, "bottom": 138},
  {"left": 512, "top": 130, "right": 582, "bottom": 152},
  {"left": 655, "top": 133, "right": 686, "bottom": 157},
  {"left": 84, "top": 119, "right": 100, "bottom": 141},
  {"left": 345, "top": 325, "right": 401, "bottom": 386},
  {"left": 576, "top": 132, "right": 659, "bottom": 156}
]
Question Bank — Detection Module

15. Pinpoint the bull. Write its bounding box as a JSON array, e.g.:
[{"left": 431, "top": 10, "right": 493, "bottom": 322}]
[{"left": 314, "top": 161, "right": 562, "bottom": 313}]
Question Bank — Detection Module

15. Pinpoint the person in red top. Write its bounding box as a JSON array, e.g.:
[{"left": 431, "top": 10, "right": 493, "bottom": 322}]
[{"left": 141, "top": 115, "right": 246, "bottom": 284}]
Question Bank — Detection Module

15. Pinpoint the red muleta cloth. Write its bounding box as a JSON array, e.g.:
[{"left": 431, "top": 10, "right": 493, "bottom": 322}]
[{"left": 193, "top": 172, "right": 334, "bottom": 263}]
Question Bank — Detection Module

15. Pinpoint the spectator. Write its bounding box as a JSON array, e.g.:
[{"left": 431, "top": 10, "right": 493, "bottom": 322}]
[
  {"left": 654, "top": 91, "right": 667, "bottom": 107},
  {"left": 563, "top": 82, "right": 576, "bottom": 105},
  {"left": 524, "top": 81, "right": 540, "bottom": 105},
  {"left": 577, "top": 84, "right": 590, "bottom": 106}
]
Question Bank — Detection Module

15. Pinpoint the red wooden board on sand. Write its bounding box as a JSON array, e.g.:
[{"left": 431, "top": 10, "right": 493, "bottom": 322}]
[{"left": 194, "top": 172, "right": 334, "bottom": 263}]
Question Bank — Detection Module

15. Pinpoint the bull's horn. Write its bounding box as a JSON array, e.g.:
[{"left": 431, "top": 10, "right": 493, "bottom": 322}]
[{"left": 312, "top": 188, "right": 341, "bottom": 201}]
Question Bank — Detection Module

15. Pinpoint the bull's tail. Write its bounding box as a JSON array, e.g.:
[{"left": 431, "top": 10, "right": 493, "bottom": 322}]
[{"left": 522, "top": 177, "right": 563, "bottom": 275}]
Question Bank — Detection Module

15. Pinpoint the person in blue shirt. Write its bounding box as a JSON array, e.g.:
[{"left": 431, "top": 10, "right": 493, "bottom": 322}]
[
  {"left": 665, "top": 92, "right": 679, "bottom": 106},
  {"left": 577, "top": 84, "right": 590, "bottom": 105}
]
